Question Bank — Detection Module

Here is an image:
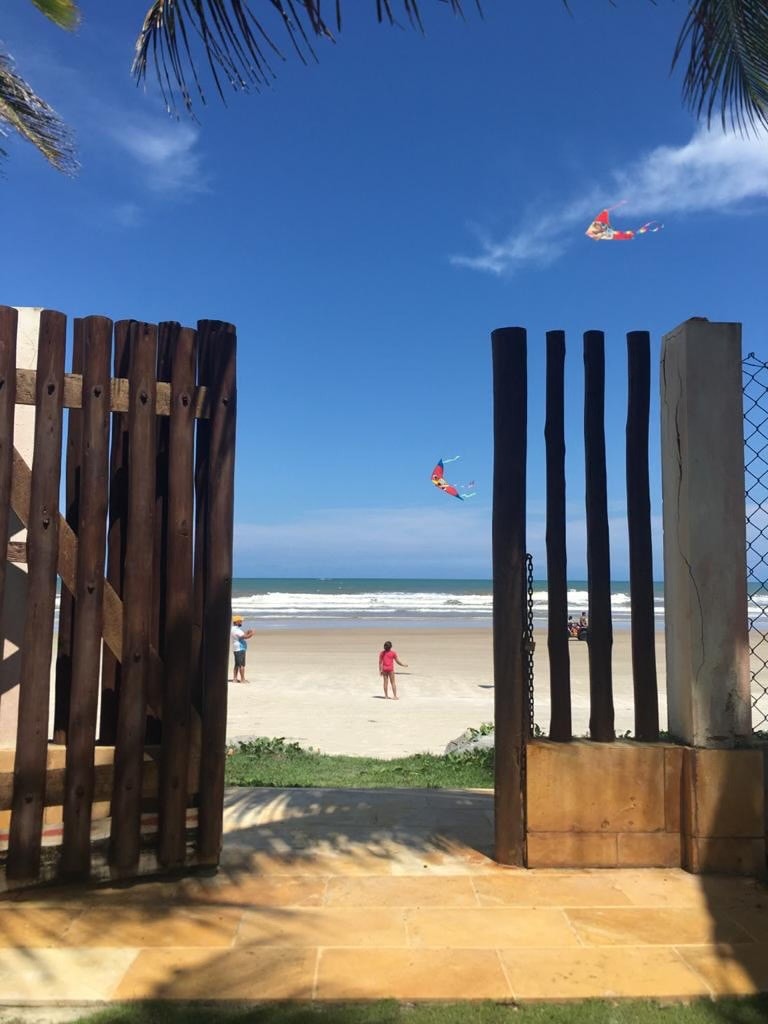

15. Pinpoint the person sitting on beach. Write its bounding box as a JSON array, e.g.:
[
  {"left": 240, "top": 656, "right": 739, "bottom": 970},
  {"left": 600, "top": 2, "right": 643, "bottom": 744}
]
[
  {"left": 567, "top": 616, "right": 579, "bottom": 638},
  {"left": 579, "top": 611, "right": 588, "bottom": 629},
  {"left": 378, "top": 640, "right": 407, "bottom": 700},
  {"left": 231, "top": 615, "right": 256, "bottom": 684}
]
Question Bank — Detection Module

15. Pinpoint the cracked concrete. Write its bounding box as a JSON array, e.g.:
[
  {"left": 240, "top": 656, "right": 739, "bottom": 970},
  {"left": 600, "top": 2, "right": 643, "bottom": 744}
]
[{"left": 660, "top": 318, "right": 751, "bottom": 747}]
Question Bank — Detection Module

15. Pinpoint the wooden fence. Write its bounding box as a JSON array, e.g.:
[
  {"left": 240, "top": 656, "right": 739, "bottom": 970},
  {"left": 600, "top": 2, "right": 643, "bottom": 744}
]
[
  {"left": 492, "top": 327, "right": 659, "bottom": 865},
  {"left": 0, "top": 307, "right": 236, "bottom": 886}
]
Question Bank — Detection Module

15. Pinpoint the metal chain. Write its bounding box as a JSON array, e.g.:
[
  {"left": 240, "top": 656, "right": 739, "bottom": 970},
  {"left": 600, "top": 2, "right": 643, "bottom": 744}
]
[
  {"left": 743, "top": 354, "right": 768, "bottom": 732},
  {"left": 524, "top": 552, "right": 535, "bottom": 737}
]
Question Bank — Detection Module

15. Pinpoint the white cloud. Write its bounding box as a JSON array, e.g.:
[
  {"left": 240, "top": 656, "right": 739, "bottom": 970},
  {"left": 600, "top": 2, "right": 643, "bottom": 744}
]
[
  {"left": 452, "top": 127, "right": 768, "bottom": 276},
  {"left": 234, "top": 503, "right": 665, "bottom": 579},
  {"left": 235, "top": 505, "right": 492, "bottom": 576},
  {"left": 107, "top": 119, "right": 208, "bottom": 194}
]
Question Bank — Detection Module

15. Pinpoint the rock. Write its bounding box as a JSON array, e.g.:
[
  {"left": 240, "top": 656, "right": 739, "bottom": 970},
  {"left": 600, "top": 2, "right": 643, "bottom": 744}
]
[{"left": 444, "top": 729, "right": 494, "bottom": 756}]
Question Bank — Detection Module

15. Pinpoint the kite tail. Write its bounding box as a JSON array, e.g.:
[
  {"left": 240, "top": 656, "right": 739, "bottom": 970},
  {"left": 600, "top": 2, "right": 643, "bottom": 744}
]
[
  {"left": 459, "top": 491, "right": 476, "bottom": 500},
  {"left": 636, "top": 221, "right": 663, "bottom": 235},
  {"left": 442, "top": 455, "right": 461, "bottom": 465}
]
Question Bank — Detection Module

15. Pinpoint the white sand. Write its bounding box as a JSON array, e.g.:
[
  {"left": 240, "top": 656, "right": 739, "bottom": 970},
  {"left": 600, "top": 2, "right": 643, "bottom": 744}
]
[{"left": 226, "top": 627, "right": 669, "bottom": 758}]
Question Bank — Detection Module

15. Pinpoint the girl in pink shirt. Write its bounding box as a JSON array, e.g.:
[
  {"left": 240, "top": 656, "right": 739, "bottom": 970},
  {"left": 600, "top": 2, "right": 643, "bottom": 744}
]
[{"left": 378, "top": 640, "right": 407, "bottom": 700}]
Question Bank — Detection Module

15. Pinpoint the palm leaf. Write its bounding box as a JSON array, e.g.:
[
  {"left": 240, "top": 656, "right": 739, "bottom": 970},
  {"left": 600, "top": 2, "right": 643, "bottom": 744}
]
[
  {"left": 29, "top": 0, "right": 80, "bottom": 30},
  {"left": 673, "top": 0, "right": 768, "bottom": 132},
  {"left": 0, "top": 52, "right": 79, "bottom": 173},
  {"left": 132, "top": 0, "right": 481, "bottom": 113}
]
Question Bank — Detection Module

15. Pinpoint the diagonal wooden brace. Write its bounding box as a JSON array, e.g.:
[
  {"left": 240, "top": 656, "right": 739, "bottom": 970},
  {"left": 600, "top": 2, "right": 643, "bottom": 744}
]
[
  {"left": 10, "top": 447, "right": 164, "bottom": 714},
  {"left": 11, "top": 446, "right": 122, "bottom": 660}
]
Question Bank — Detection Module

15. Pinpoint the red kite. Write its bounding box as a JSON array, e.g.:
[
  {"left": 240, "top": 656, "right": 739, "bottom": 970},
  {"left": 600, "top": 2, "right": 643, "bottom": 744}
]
[
  {"left": 431, "top": 457, "right": 475, "bottom": 501},
  {"left": 586, "top": 206, "right": 663, "bottom": 241}
]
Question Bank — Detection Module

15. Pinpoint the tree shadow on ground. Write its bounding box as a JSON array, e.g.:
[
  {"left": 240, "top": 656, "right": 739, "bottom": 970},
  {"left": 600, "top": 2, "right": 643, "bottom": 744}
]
[
  {"left": 4, "top": 781, "right": 768, "bottom": 1015},
  {"left": 0, "top": 787, "right": 495, "bottom": 1004},
  {"left": 692, "top": 744, "right": 768, "bottom": 1023}
]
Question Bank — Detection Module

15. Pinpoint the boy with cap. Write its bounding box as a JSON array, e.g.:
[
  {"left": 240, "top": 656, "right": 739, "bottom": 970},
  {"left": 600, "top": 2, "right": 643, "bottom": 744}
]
[{"left": 231, "top": 615, "right": 256, "bottom": 683}]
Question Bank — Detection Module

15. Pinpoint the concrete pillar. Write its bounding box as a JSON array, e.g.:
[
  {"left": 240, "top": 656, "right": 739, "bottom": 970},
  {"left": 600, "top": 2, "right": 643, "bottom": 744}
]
[
  {"left": 661, "top": 318, "right": 750, "bottom": 747},
  {"left": 0, "top": 308, "right": 42, "bottom": 747}
]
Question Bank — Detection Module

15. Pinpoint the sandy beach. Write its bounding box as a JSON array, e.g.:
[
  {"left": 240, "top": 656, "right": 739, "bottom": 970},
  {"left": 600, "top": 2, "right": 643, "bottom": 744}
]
[{"left": 226, "top": 627, "right": 670, "bottom": 758}]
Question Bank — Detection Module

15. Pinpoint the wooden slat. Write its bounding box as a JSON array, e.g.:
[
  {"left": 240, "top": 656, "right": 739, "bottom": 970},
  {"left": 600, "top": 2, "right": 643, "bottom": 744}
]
[
  {"left": 0, "top": 306, "right": 18, "bottom": 650},
  {"left": 53, "top": 320, "right": 84, "bottom": 744},
  {"left": 100, "top": 322, "right": 130, "bottom": 743},
  {"left": 61, "top": 316, "right": 113, "bottom": 879},
  {"left": 110, "top": 322, "right": 157, "bottom": 873},
  {"left": 152, "top": 324, "right": 175, "bottom": 659},
  {"left": 159, "top": 326, "right": 196, "bottom": 867},
  {"left": 198, "top": 321, "right": 237, "bottom": 865},
  {"left": 8, "top": 309, "right": 67, "bottom": 881},
  {"left": 491, "top": 326, "right": 527, "bottom": 868},
  {"left": 10, "top": 447, "right": 122, "bottom": 662},
  {"left": 190, "top": 325, "right": 213, "bottom": 781},
  {"left": 583, "top": 330, "right": 615, "bottom": 742},
  {"left": 545, "top": 330, "right": 572, "bottom": 741},
  {"left": 147, "top": 324, "right": 175, "bottom": 745},
  {"left": 14, "top": 368, "right": 209, "bottom": 418},
  {"left": 626, "top": 330, "right": 659, "bottom": 741}
]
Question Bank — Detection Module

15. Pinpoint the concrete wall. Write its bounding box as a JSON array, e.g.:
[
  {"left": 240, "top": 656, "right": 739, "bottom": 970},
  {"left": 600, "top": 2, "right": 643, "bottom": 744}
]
[{"left": 660, "top": 319, "right": 751, "bottom": 746}]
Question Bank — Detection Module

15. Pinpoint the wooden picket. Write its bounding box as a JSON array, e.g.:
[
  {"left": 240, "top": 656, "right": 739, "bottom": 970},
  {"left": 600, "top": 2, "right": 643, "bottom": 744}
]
[
  {"left": 7, "top": 311, "right": 67, "bottom": 880},
  {"left": 583, "top": 331, "right": 615, "bottom": 743},
  {"left": 0, "top": 307, "right": 236, "bottom": 888}
]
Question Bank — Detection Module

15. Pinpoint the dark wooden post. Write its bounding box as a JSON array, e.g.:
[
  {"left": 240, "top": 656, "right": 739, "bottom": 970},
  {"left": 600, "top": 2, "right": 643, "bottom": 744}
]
[
  {"left": 583, "top": 331, "right": 615, "bottom": 742},
  {"left": 8, "top": 310, "right": 67, "bottom": 881},
  {"left": 153, "top": 323, "right": 174, "bottom": 660},
  {"left": 147, "top": 324, "right": 175, "bottom": 744},
  {"left": 190, "top": 325, "right": 213, "bottom": 760},
  {"left": 197, "top": 321, "right": 236, "bottom": 865},
  {"left": 0, "top": 306, "right": 18, "bottom": 650},
  {"left": 491, "top": 326, "right": 527, "bottom": 867},
  {"left": 53, "top": 319, "right": 84, "bottom": 744},
  {"left": 626, "top": 331, "right": 659, "bottom": 741},
  {"left": 110, "top": 322, "right": 157, "bottom": 873},
  {"left": 100, "top": 321, "right": 130, "bottom": 743},
  {"left": 61, "top": 316, "right": 112, "bottom": 878},
  {"left": 159, "top": 326, "right": 197, "bottom": 867},
  {"left": 545, "top": 330, "right": 572, "bottom": 741}
]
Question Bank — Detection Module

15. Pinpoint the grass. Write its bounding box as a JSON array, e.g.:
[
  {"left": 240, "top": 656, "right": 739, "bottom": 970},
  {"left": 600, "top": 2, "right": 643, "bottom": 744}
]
[
  {"left": 48, "top": 996, "right": 768, "bottom": 1024},
  {"left": 224, "top": 737, "right": 493, "bottom": 789}
]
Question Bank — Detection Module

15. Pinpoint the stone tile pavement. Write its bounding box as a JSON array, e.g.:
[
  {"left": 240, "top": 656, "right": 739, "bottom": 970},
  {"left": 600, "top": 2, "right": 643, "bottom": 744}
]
[{"left": 0, "top": 787, "right": 766, "bottom": 1006}]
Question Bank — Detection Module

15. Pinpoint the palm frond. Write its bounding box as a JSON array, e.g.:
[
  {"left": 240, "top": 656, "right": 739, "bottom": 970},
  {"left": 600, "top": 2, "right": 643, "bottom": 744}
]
[
  {"left": 0, "top": 52, "right": 79, "bottom": 173},
  {"left": 132, "top": 0, "right": 481, "bottom": 114},
  {"left": 673, "top": 0, "right": 768, "bottom": 133},
  {"left": 29, "top": 0, "right": 80, "bottom": 31}
]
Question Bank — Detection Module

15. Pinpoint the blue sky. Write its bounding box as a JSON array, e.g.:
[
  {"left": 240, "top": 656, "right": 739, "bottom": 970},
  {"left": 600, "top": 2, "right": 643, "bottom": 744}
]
[{"left": 3, "top": 1, "right": 768, "bottom": 579}]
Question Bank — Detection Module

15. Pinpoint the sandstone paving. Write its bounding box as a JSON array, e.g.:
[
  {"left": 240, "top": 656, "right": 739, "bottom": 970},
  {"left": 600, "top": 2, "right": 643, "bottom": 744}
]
[
  {"left": 113, "top": 947, "right": 318, "bottom": 1001},
  {"left": 497, "top": 947, "right": 713, "bottom": 1000},
  {"left": 315, "top": 948, "right": 512, "bottom": 1001},
  {"left": 235, "top": 906, "right": 409, "bottom": 947},
  {"left": 564, "top": 906, "right": 754, "bottom": 947},
  {"left": 324, "top": 875, "right": 478, "bottom": 907},
  {"left": 0, "top": 787, "right": 766, "bottom": 1004},
  {"left": 471, "top": 872, "right": 634, "bottom": 907},
  {"left": 676, "top": 944, "right": 768, "bottom": 996},
  {"left": 404, "top": 907, "right": 582, "bottom": 949}
]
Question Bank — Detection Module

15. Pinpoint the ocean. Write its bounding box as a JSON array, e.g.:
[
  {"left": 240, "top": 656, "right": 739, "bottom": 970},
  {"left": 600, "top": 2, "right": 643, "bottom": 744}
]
[
  {"left": 48, "top": 578, "right": 768, "bottom": 632},
  {"left": 231, "top": 578, "right": 670, "bottom": 631}
]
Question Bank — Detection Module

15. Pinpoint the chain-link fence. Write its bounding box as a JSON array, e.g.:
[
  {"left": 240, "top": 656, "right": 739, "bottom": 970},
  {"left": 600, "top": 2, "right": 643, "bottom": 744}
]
[{"left": 743, "top": 354, "right": 768, "bottom": 732}]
